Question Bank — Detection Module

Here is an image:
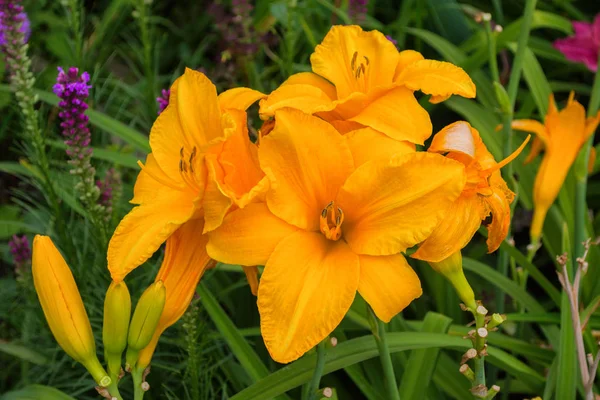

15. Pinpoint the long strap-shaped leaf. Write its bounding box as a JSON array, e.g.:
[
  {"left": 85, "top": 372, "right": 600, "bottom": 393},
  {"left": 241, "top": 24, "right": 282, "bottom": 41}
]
[{"left": 230, "top": 332, "right": 544, "bottom": 400}]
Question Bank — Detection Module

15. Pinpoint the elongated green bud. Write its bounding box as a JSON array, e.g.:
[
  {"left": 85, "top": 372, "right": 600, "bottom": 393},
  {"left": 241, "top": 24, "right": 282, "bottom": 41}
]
[
  {"left": 126, "top": 281, "right": 166, "bottom": 369},
  {"left": 103, "top": 280, "right": 131, "bottom": 378},
  {"left": 429, "top": 251, "right": 476, "bottom": 310}
]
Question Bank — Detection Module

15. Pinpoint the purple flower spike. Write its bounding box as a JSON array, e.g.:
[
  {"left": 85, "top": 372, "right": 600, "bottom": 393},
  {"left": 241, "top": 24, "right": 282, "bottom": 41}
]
[
  {"left": 553, "top": 14, "right": 600, "bottom": 72},
  {"left": 386, "top": 35, "right": 398, "bottom": 47},
  {"left": 54, "top": 66, "right": 92, "bottom": 161},
  {"left": 0, "top": 10, "right": 29, "bottom": 46},
  {"left": 8, "top": 234, "right": 31, "bottom": 277},
  {"left": 349, "top": 0, "right": 369, "bottom": 25},
  {"left": 156, "top": 88, "right": 170, "bottom": 115}
]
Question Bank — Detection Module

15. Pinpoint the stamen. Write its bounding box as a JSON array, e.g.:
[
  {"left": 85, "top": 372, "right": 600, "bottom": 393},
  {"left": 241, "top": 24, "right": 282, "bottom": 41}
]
[
  {"left": 351, "top": 51, "right": 358, "bottom": 71},
  {"left": 363, "top": 55, "right": 370, "bottom": 65},
  {"left": 137, "top": 160, "right": 183, "bottom": 191},
  {"left": 483, "top": 134, "right": 531, "bottom": 176},
  {"left": 320, "top": 201, "right": 344, "bottom": 241}
]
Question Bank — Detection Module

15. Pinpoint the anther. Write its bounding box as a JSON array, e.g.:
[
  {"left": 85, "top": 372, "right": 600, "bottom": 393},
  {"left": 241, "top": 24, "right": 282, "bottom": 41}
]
[
  {"left": 351, "top": 51, "right": 358, "bottom": 70},
  {"left": 363, "top": 55, "right": 370, "bottom": 65}
]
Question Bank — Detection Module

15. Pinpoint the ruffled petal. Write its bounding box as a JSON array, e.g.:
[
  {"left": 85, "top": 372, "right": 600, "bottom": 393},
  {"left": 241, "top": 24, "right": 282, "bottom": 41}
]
[
  {"left": 348, "top": 86, "right": 432, "bottom": 145},
  {"left": 259, "top": 109, "right": 354, "bottom": 230},
  {"left": 258, "top": 231, "right": 359, "bottom": 363},
  {"left": 338, "top": 152, "right": 465, "bottom": 255},
  {"left": 428, "top": 121, "right": 477, "bottom": 158},
  {"left": 310, "top": 25, "right": 399, "bottom": 99},
  {"left": 259, "top": 73, "right": 337, "bottom": 118},
  {"left": 358, "top": 254, "right": 422, "bottom": 322},
  {"left": 345, "top": 127, "right": 415, "bottom": 167},
  {"left": 206, "top": 203, "right": 298, "bottom": 266},
  {"left": 218, "top": 87, "right": 266, "bottom": 111},
  {"left": 395, "top": 59, "right": 476, "bottom": 99},
  {"left": 394, "top": 50, "right": 425, "bottom": 81},
  {"left": 131, "top": 153, "right": 183, "bottom": 204},
  {"left": 485, "top": 177, "right": 514, "bottom": 253},
  {"left": 107, "top": 190, "right": 196, "bottom": 282}
]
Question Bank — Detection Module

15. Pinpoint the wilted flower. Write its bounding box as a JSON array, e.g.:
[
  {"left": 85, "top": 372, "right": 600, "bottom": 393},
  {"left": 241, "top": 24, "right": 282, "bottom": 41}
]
[{"left": 554, "top": 15, "right": 600, "bottom": 72}]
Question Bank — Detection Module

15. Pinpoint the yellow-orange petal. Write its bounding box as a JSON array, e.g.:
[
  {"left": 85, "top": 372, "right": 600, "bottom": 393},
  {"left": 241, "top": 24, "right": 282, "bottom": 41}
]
[
  {"left": 338, "top": 152, "right": 465, "bottom": 256},
  {"left": 524, "top": 137, "right": 544, "bottom": 164},
  {"left": 346, "top": 127, "right": 415, "bottom": 167},
  {"left": 107, "top": 190, "right": 196, "bottom": 282},
  {"left": 358, "top": 254, "right": 422, "bottom": 322},
  {"left": 260, "top": 109, "right": 354, "bottom": 231},
  {"left": 258, "top": 83, "right": 336, "bottom": 118},
  {"left": 32, "top": 236, "right": 96, "bottom": 363},
  {"left": 485, "top": 181, "right": 514, "bottom": 253},
  {"left": 242, "top": 266, "right": 259, "bottom": 296},
  {"left": 131, "top": 153, "right": 182, "bottom": 204},
  {"left": 394, "top": 50, "right": 425, "bottom": 81},
  {"left": 412, "top": 194, "right": 486, "bottom": 262},
  {"left": 510, "top": 119, "right": 549, "bottom": 145},
  {"left": 585, "top": 111, "right": 600, "bottom": 140},
  {"left": 218, "top": 87, "right": 266, "bottom": 111},
  {"left": 258, "top": 231, "right": 359, "bottom": 363},
  {"left": 310, "top": 25, "right": 399, "bottom": 99},
  {"left": 137, "top": 218, "right": 211, "bottom": 369},
  {"left": 348, "top": 86, "right": 433, "bottom": 145},
  {"left": 395, "top": 59, "right": 476, "bottom": 99},
  {"left": 206, "top": 202, "right": 298, "bottom": 266},
  {"left": 282, "top": 72, "right": 337, "bottom": 99},
  {"left": 176, "top": 68, "right": 223, "bottom": 146},
  {"left": 428, "top": 121, "right": 476, "bottom": 158}
]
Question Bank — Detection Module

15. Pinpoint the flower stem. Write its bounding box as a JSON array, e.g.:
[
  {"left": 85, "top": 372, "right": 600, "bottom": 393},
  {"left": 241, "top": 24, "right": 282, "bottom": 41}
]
[
  {"left": 369, "top": 307, "right": 401, "bottom": 400},
  {"left": 472, "top": 310, "right": 487, "bottom": 388},
  {"left": 574, "top": 51, "right": 600, "bottom": 263},
  {"left": 307, "top": 341, "right": 326, "bottom": 400},
  {"left": 132, "top": 367, "right": 146, "bottom": 400}
]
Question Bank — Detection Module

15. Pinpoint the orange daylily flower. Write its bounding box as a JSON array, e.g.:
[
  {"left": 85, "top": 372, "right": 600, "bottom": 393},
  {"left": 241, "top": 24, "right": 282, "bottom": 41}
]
[
  {"left": 412, "top": 121, "right": 530, "bottom": 262},
  {"left": 207, "top": 109, "right": 465, "bottom": 363},
  {"left": 107, "top": 69, "right": 265, "bottom": 282},
  {"left": 511, "top": 93, "right": 600, "bottom": 241},
  {"left": 259, "top": 25, "right": 476, "bottom": 144}
]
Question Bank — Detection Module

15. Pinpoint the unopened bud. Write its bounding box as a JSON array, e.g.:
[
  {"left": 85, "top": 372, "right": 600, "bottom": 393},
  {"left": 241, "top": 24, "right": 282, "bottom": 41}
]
[
  {"left": 126, "top": 281, "right": 166, "bottom": 367},
  {"left": 103, "top": 281, "right": 131, "bottom": 377}
]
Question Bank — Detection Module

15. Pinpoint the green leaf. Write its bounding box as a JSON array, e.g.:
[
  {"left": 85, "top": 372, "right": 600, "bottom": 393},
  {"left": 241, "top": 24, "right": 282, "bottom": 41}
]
[
  {"left": 0, "top": 342, "right": 48, "bottom": 365},
  {"left": 47, "top": 140, "right": 140, "bottom": 169},
  {"left": 0, "top": 85, "right": 150, "bottom": 153},
  {"left": 197, "top": 284, "right": 291, "bottom": 400},
  {"left": 229, "top": 333, "right": 543, "bottom": 400},
  {"left": 398, "top": 312, "right": 453, "bottom": 400},
  {"left": 0, "top": 385, "right": 75, "bottom": 400},
  {"left": 498, "top": 240, "right": 561, "bottom": 306},
  {"left": 506, "top": 44, "right": 551, "bottom": 116},
  {"left": 462, "top": 257, "right": 560, "bottom": 348}
]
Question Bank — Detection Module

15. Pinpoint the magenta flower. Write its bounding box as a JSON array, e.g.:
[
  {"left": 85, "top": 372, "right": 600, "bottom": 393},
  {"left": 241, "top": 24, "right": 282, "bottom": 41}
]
[
  {"left": 156, "top": 88, "right": 170, "bottom": 115},
  {"left": 0, "top": 10, "right": 30, "bottom": 46},
  {"left": 554, "top": 14, "right": 600, "bottom": 72}
]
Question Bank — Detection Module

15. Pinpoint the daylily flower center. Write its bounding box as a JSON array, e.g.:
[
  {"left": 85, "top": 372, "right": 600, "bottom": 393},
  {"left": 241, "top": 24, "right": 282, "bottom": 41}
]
[
  {"left": 178, "top": 146, "right": 202, "bottom": 192},
  {"left": 320, "top": 201, "right": 344, "bottom": 241},
  {"left": 351, "top": 51, "right": 370, "bottom": 91}
]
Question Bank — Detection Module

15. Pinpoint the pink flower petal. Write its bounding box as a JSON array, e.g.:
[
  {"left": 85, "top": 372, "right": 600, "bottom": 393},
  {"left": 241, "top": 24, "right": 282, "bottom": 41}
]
[{"left": 573, "top": 21, "right": 593, "bottom": 38}]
